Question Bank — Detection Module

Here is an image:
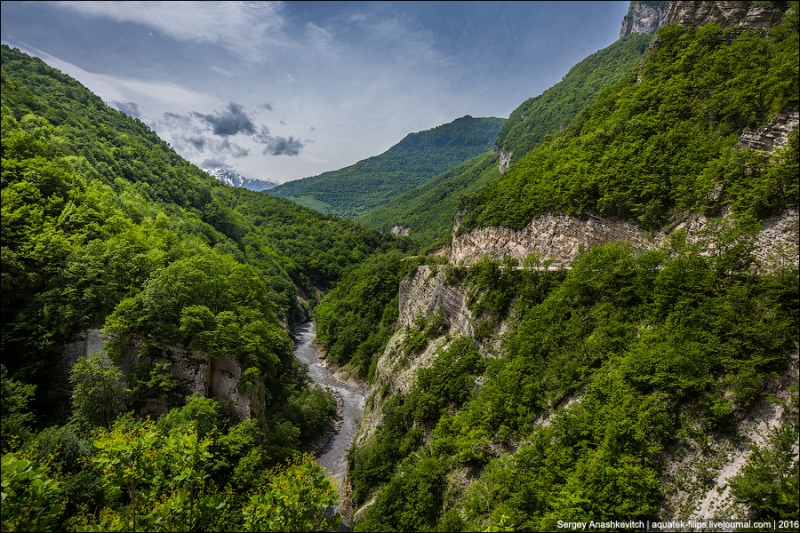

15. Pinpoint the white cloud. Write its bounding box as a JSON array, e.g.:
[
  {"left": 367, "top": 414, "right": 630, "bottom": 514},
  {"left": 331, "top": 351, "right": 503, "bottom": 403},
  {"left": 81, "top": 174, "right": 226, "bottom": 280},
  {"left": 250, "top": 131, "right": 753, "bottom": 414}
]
[
  {"left": 306, "top": 23, "right": 335, "bottom": 55},
  {"left": 15, "top": 42, "right": 215, "bottom": 111},
  {"left": 53, "top": 1, "right": 289, "bottom": 61},
  {"left": 209, "top": 66, "right": 233, "bottom": 77},
  {"left": 348, "top": 12, "right": 448, "bottom": 68}
]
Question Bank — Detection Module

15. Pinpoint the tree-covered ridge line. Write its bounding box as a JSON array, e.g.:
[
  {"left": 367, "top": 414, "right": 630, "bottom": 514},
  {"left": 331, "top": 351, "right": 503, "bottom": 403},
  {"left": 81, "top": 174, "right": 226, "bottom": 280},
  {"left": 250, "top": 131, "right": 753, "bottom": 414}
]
[
  {"left": 358, "top": 152, "right": 500, "bottom": 249},
  {"left": 494, "top": 32, "right": 653, "bottom": 168},
  {"left": 348, "top": 230, "right": 798, "bottom": 531},
  {"left": 1, "top": 44, "right": 405, "bottom": 531},
  {"left": 309, "top": 5, "right": 800, "bottom": 530},
  {"left": 460, "top": 11, "right": 799, "bottom": 234},
  {"left": 269, "top": 115, "right": 505, "bottom": 219},
  {"left": 358, "top": 33, "right": 655, "bottom": 250}
]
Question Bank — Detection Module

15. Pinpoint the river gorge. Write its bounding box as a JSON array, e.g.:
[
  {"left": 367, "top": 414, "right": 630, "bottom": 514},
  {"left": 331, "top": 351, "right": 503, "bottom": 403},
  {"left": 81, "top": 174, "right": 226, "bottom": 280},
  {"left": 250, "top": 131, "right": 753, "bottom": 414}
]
[{"left": 293, "top": 322, "right": 367, "bottom": 483}]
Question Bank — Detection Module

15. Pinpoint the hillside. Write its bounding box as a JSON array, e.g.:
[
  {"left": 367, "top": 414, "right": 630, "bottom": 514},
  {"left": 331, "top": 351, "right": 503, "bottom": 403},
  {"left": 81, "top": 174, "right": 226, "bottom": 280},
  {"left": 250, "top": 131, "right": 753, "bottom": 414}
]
[
  {"left": 1, "top": 44, "right": 402, "bottom": 531},
  {"left": 2, "top": 2, "right": 799, "bottom": 532},
  {"left": 311, "top": 3, "right": 800, "bottom": 530},
  {"left": 359, "top": 152, "right": 499, "bottom": 246},
  {"left": 359, "top": 32, "right": 655, "bottom": 247},
  {"left": 268, "top": 115, "right": 504, "bottom": 218},
  {"left": 460, "top": 4, "right": 799, "bottom": 233},
  {"left": 494, "top": 31, "right": 654, "bottom": 170}
]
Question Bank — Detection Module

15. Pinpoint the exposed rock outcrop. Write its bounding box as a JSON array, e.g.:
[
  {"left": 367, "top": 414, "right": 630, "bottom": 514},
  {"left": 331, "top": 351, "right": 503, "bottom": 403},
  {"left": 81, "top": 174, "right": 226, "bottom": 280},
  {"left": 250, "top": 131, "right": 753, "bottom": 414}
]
[
  {"left": 398, "top": 265, "right": 472, "bottom": 336},
  {"left": 61, "top": 328, "right": 111, "bottom": 371},
  {"left": 356, "top": 265, "right": 473, "bottom": 444},
  {"left": 61, "top": 333, "right": 265, "bottom": 424},
  {"left": 665, "top": 1, "right": 788, "bottom": 31},
  {"left": 619, "top": 1, "right": 669, "bottom": 39},
  {"left": 736, "top": 110, "right": 799, "bottom": 152},
  {"left": 391, "top": 225, "right": 410, "bottom": 237},
  {"left": 492, "top": 145, "right": 512, "bottom": 173},
  {"left": 450, "top": 209, "right": 799, "bottom": 270},
  {"left": 451, "top": 213, "right": 653, "bottom": 266}
]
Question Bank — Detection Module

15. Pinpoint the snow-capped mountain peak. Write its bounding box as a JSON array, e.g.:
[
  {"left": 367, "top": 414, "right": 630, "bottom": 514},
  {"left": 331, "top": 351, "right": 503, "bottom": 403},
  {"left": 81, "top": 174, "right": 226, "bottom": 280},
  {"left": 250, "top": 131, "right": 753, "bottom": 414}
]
[{"left": 203, "top": 168, "right": 278, "bottom": 192}]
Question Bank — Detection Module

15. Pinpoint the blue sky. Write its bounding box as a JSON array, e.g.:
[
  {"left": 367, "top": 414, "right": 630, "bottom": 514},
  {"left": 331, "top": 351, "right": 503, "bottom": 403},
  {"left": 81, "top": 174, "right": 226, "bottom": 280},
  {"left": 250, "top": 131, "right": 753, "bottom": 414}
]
[{"left": 1, "top": 1, "right": 629, "bottom": 183}]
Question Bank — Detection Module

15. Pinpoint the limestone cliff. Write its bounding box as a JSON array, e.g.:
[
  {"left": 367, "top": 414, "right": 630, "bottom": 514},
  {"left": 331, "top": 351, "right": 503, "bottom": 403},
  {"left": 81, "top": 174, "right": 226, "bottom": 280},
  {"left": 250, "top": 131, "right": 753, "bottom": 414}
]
[
  {"left": 398, "top": 265, "right": 472, "bottom": 337},
  {"left": 451, "top": 211, "right": 652, "bottom": 266},
  {"left": 450, "top": 208, "right": 799, "bottom": 270},
  {"left": 356, "top": 265, "right": 473, "bottom": 445},
  {"left": 492, "top": 145, "right": 512, "bottom": 174},
  {"left": 619, "top": 1, "right": 669, "bottom": 39},
  {"left": 736, "top": 110, "right": 800, "bottom": 152},
  {"left": 61, "top": 332, "right": 266, "bottom": 426},
  {"left": 665, "top": 0, "right": 788, "bottom": 31}
]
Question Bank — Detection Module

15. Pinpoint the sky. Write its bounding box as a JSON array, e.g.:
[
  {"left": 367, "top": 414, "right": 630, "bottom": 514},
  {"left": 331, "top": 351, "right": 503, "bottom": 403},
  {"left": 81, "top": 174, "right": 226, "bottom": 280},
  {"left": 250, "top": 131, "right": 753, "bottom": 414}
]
[{"left": 1, "top": 1, "right": 629, "bottom": 184}]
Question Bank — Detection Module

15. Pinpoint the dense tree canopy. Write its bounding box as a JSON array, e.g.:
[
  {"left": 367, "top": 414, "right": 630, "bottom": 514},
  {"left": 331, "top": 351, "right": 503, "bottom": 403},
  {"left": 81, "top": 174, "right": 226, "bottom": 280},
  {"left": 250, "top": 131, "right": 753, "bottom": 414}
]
[
  {"left": 1, "top": 44, "right": 400, "bottom": 531},
  {"left": 269, "top": 116, "right": 504, "bottom": 219},
  {"left": 460, "top": 15, "right": 799, "bottom": 233}
]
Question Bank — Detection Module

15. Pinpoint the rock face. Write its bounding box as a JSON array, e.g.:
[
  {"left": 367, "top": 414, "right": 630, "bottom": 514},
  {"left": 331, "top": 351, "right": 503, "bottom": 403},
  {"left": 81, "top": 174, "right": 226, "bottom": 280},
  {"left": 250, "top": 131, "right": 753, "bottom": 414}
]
[
  {"left": 61, "top": 332, "right": 264, "bottom": 424},
  {"left": 665, "top": 1, "right": 787, "bottom": 31},
  {"left": 356, "top": 265, "right": 473, "bottom": 444},
  {"left": 736, "top": 110, "right": 799, "bottom": 152},
  {"left": 451, "top": 209, "right": 799, "bottom": 270},
  {"left": 451, "top": 212, "right": 653, "bottom": 266},
  {"left": 398, "top": 265, "right": 472, "bottom": 336},
  {"left": 391, "top": 225, "right": 410, "bottom": 237},
  {"left": 492, "top": 145, "right": 512, "bottom": 173},
  {"left": 619, "top": 1, "right": 669, "bottom": 39},
  {"left": 61, "top": 328, "right": 112, "bottom": 371}
]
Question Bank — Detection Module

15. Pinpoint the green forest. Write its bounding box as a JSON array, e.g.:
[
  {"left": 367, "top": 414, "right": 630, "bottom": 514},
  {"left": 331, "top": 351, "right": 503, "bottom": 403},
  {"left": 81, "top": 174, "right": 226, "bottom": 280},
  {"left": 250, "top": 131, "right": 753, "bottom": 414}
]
[
  {"left": 459, "top": 14, "right": 799, "bottom": 233},
  {"left": 494, "top": 32, "right": 653, "bottom": 167},
  {"left": 2, "top": 1, "right": 799, "bottom": 532},
  {"left": 347, "top": 236, "right": 799, "bottom": 531},
  {"left": 359, "top": 32, "right": 654, "bottom": 248},
  {"left": 268, "top": 115, "right": 504, "bottom": 219},
  {"left": 313, "top": 6, "right": 800, "bottom": 532},
  {"left": 0, "top": 44, "right": 405, "bottom": 531}
]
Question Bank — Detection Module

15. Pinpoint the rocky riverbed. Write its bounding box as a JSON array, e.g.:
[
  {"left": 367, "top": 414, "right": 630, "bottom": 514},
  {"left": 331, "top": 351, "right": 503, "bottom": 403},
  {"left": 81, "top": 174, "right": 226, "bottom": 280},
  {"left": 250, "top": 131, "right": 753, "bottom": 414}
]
[{"left": 292, "top": 321, "right": 367, "bottom": 481}]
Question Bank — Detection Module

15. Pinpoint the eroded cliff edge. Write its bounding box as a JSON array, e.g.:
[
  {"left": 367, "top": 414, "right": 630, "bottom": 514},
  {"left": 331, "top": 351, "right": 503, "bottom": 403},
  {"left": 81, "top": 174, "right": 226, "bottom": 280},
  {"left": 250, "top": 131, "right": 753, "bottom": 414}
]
[{"left": 61, "top": 333, "right": 267, "bottom": 427}]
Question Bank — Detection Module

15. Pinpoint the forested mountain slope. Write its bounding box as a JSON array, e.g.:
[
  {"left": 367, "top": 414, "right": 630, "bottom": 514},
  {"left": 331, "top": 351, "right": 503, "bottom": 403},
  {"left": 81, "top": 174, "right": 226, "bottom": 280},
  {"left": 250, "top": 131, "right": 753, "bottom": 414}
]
[
  {"left": 494, "top": 31, "right": 654, "bottom": 171},
  {"left": 311, "top": 3, "right": 800, "bottom": 530},
  {"left": 459, "top": 3, "right": 799, "bottom": 233},
  {"left": 268, "top": 115, "right": 504, "bottom": 218},
  {"left": 359, "top": 32, "right": 654, "bottom": 247},
  {"left": 359, "top": 152, "right": 499, "bottom": 247},
  {"left": 1, "top": 44, "right": 403, "bottom": 531}
]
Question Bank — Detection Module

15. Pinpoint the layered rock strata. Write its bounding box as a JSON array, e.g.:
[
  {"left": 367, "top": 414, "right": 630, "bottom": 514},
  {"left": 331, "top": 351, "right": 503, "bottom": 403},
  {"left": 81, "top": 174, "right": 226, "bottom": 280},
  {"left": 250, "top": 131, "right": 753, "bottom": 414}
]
[
  {"left": 356, "top": 265, "right": 473, "bottom": 444},
  {"left": 61, "top": 333, "right": 264, "bottom": 423},
  {"left": 736, "top": 110, "right": 799, "bottom": 152},
  {"left": 665, "top": 1, "right": 787, "bottom": 31},
  {"left": 451, "top": 213, "right": 652, "bottom": 266},
  {"left": 619, "top": 1, "right": 669, "bottom": 39}
]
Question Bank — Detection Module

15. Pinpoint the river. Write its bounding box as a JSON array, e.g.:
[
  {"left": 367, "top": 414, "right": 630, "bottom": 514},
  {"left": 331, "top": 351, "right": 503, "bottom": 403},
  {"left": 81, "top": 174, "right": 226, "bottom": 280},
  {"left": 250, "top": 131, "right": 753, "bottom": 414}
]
[{"left": 293, "top": 321, "right": 366, "bottom": 481}]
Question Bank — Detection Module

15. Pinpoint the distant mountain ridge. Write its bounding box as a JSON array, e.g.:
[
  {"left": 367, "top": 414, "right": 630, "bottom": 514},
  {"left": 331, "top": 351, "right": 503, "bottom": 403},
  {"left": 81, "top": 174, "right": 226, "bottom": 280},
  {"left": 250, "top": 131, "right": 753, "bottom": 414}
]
[
  {"left": 360, "top": 32, "right": 655, "bottom": 246},
  {"left": 204, "top": 168, "right": 278, "bottom": 192},
  {"left": 269, "top": 115, "right": 504, "bottom": 218},
  {"left": 493, "top": 32, "right": 655, "bottom": 171}
]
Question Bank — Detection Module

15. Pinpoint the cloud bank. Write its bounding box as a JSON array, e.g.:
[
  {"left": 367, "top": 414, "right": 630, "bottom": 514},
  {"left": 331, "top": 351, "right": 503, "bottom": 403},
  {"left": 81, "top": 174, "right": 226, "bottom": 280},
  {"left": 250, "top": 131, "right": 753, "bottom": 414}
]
[
  {"left": 193, "top": 102, "right": 256, "bottom": 136},
  {"left": 54, "top": 1, "right": 287, "bottom": 62},
  {"left": 110, "top": 100, "right": 140, "bottom": 117}
]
